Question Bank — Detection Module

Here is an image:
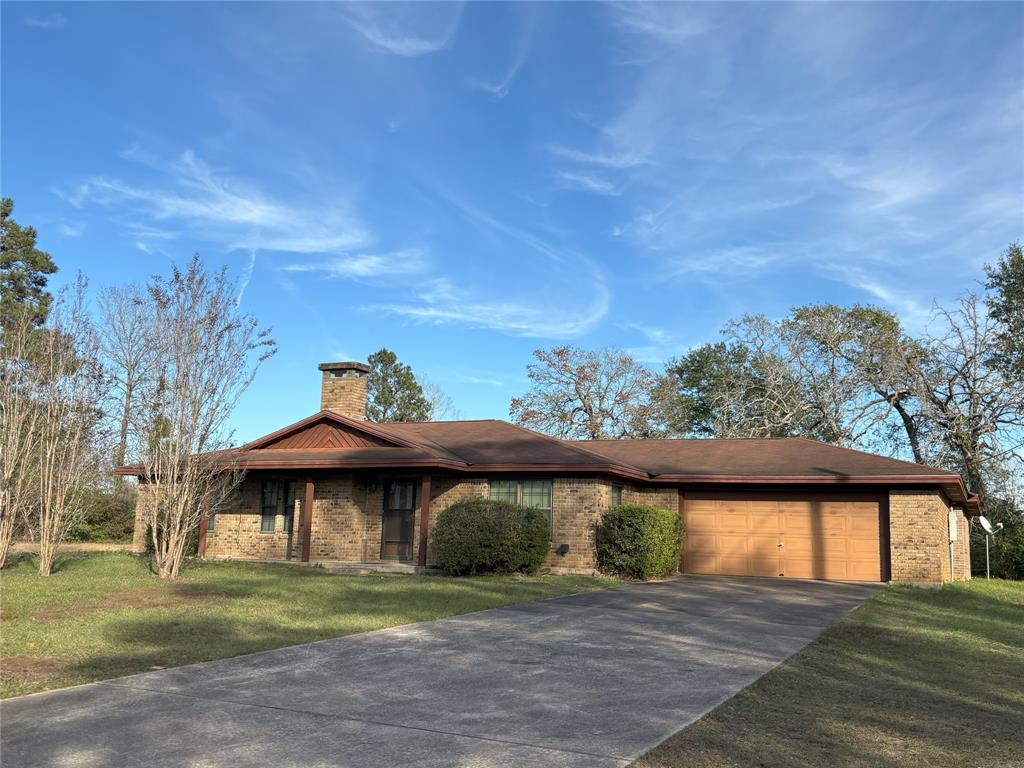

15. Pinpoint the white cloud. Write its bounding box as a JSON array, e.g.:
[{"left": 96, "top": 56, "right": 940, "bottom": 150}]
[
  {"left": 283, "top": 249, "right": 429, "bottom": 279},
  {"left": 557, "top": 172, "right": 620, "bottom": 196},
  {"left": 371, "top": 276, "right": 610, "bottom": 339},
  {"left": 610, "top": 3, "right": 710, "bottom": 45},
  {"left": 467, "top": 25, "right": 532, "bottom": 98},
  {"left": 24, "top": 13, "right": 66, "bottom": 29},
  {"left": 548, "top": 144, "right": 649, "bottom": 169},
  {"left": 64, "top": 149, "right": 370, "bottom": 256},
  {"left": 59, "top": 222, "right": 83, "bottom": 237},
  {"left": 237, "top": 250, "right": 257, "bottom": 306},
  {"left": 341, "top": 3, "right": 464, "bottom": 57}
]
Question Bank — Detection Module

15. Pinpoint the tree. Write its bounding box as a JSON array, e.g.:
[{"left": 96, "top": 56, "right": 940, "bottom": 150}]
[
  {"left": 907, "top": 293, "right": 1024, "bottom": 498},
  {"left": 30, "top": 279, "right": 108, "bottom": 576},
  {"left": 986, "top": 241, "right": 1024, "bottom": 379},
  {"left": 366, "top": 348, "right": 431, "bottom": 422},
  {"left": 0, "top": 306, "right": 43, "bottom": 568},
  {"left": 133, "top": 256, "right": 275, "bottom": 579},
  {"left": 421, "top": 378, "right": 461, "bottom": 421},
  {"left": 0, "top": 198, "right": 58, "bottom": 330},
  {"left": 510, "top": 346, "right": 661, "bottom": 439},
  {"left": 99, "top": 284, "right": 156, "bottom": 470}
]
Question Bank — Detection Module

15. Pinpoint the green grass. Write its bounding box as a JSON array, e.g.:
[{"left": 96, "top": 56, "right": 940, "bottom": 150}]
[
  {"left": 632, "top": 579, "right": 1024, "bottom": 768},
  {"left": 1, "top": 552, "right": 615, "bottom": 698}
]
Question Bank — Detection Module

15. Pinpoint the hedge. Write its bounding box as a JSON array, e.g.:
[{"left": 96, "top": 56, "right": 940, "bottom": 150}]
[
  {"left": 596, "top": 504, "right": 683, "bottom": 580},
  {"left": 431, "top": 498, "right": 551, "bottom": 576}
]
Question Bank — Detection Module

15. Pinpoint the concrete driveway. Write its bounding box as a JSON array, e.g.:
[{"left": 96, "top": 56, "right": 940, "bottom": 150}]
[{"left": 2, "top": 576, "right": 878, "bottom": 768}]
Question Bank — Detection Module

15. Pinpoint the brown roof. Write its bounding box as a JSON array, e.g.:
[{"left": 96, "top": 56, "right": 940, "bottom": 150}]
[{"left": 117, "top": 412, "right": 978, "bottom": 511}]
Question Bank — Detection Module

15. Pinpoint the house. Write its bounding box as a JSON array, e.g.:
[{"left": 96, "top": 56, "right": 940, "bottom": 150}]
[{"left": 123, "top": 361, "right": 978, "bottom": 585}]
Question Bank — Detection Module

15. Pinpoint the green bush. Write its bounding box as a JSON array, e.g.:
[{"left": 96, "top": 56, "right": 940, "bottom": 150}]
[
  {"left": 431, "top": 499, "right": 551, "bottom": 576},
  {"left": 971, "top": 497, "right": 1024, "bottom": 580},
  {"left": 596, "top": 504, "right": 683, "bottom": 580},
  {"left": 65, "top": 485, "right": 137, "bottom": 542}
]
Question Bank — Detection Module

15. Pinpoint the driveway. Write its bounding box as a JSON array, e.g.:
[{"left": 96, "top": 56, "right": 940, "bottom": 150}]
[{"left": 1, "top": 576, "right": 878, "bottom": 768}]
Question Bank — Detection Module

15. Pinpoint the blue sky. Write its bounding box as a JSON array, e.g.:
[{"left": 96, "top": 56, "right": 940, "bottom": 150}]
[{"left": 3, "top": 2, "right": 1022, "bottom": 442}]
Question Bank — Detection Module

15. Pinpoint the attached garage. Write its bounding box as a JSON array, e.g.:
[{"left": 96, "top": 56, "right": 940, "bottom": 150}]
[{"left": 681, "top": 493, "right": 887, "bottom": 582}]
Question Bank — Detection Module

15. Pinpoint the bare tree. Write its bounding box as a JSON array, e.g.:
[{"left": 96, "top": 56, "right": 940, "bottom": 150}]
[
  {"left": 32, "top": 280, "right": 108, "bottom": 576},
  {"left": 511, "top": 346, "right": 660, "bottom": 439},
  {"left": 99, "top": 284, "right": 156, "bottom": 470},
  {"left": 133, "top": 257, "right": 275, "bottom": 579},
  {"left": 0, "top": 307, "right": 42, "bottom": 568},
  {"left": 421, "top": 378, "right": 462, "bottom": 421},
  {"left": 907, "top": 293, "right": 1024, "bottom": 497}
]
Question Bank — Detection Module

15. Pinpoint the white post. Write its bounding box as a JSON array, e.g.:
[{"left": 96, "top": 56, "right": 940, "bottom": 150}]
[{"left": 986, "top": 535, "right": 991, "bottom": 580}]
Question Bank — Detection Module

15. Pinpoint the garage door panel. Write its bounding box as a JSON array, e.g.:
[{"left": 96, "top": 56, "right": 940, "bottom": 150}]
[{"left": 682, "top": 495, "right": 882, "bottom": 582}]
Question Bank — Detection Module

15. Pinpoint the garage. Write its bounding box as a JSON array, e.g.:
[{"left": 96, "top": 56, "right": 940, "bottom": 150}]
[{"left": 681, "top": 493, "right": 886, "bottom": 582}]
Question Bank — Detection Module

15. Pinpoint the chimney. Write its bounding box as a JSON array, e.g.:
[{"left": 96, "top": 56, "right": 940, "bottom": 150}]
[{"left": 318, "top": 361, "right": 371, "bottom": 420}]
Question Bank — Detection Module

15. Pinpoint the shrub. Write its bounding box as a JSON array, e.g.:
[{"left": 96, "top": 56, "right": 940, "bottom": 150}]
[
  {"left": 431, "top": 499, "right": 551, "bottom": 576},
  {"left": 65, "top": 485, "right": 137, "bottom": 542},
  {"left": 596, "top": 504, "right": 683, "bottom": 580}
]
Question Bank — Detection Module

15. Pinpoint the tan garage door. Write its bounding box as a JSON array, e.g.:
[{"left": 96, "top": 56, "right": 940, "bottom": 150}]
[{"left": 682, "top": 494, "right": 884, "bottom": 582}]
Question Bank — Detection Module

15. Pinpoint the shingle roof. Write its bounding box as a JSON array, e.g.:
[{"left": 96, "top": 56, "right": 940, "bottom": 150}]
[{"left": 117, "top": 412, "right": 978, "bottom": 511}]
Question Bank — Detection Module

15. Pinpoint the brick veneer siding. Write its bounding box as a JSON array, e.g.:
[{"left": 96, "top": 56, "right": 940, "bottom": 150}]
[
  {"left": 320, "top": 371, "right": 368, "bottom": 419},
  {"left": 889, "top": 490, "right": 971, "bottom": 584},
  {"left": 130, "top": 482, "right": 157, "bottom": 553}
]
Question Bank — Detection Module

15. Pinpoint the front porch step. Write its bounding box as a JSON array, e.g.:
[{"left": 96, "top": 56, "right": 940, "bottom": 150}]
[{"left": 318, "top": 561, "right": 439, "bottom": 576}]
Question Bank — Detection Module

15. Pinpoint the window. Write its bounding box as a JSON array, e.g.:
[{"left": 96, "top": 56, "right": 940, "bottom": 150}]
[
  {"left": 488, "top": 479, "right": 552, "bottom": 523},
  {"left": 282, "top": 481, "right": 298, "bottom": 534},
  {"left": 261, "top": 480, "right": 278, "bottom": 533},
  {"left": 206, "top": 512, "right": 216, "bottom": 532},
  {"left": 611, "top": 484, "right": 623, "bottom": 507}
]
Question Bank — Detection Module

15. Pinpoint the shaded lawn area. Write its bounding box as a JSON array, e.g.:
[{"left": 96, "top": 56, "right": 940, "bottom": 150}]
[
  {"left": 1, "top": 553, "right": 615, "bottom": 698},
  {"left": 633, "top": 579, "right": 1024, "bottom": 768}
]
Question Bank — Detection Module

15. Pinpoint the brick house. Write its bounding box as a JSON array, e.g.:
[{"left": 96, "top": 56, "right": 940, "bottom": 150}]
[{"left": 124, "top": 361, "right": 977, "bottom": 585}]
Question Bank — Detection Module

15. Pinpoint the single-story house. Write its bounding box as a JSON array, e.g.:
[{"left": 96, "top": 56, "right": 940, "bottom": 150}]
[{"left": 123, "top": 361, "right": 978, "bottom": 585}]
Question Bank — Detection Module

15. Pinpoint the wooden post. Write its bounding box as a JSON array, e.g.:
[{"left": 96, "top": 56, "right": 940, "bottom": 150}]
[
  {"left": 677, "top": 490, "right": 686, "bottom": 573},
  {"left": 417, "top": 475, "right": 432, "bottom": 567},
  {"left": 301, "top": 479, "right": 315, "bottom": 563},
  {"left": 198, "top": 513, "right": 208, "bottom": 557}
]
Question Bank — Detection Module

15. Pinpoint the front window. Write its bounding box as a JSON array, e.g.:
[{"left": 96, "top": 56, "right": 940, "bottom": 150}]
[
  {"left": 611, "top": 484, "right": 623, "bottom": 507},
  {"left": 261, "top": 480, "right": 278, "bottom": 533},
  {"left": 488, "top": 479, "right": 552, "bottom": 523},
  {"left": 283, "top": 481, "right": 298, "bottom": 534},
  {"left": 207, "top": 512, "right": 216, "bottom": 532}
]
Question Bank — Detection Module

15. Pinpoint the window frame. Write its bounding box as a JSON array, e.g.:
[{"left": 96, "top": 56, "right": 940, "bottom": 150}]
[
  {"left": 282, "top": 480, "right": 298, "bottom": 534},
  {"left": 206, "top": 511, "right": 216, "bottom": 532},
  {"left": 260, "top": 479, "right": 279, "bottom": 534},
  {"left": 611, "top": 484, "right": 624, "bottom": 507},
  {"left": 488, "top": 478, "right": 553, "bottom": 524}
]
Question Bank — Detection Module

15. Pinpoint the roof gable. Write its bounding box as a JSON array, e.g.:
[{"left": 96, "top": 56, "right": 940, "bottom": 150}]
[{"left": 243, "top": 411, "right": 413, "bottom": 452}]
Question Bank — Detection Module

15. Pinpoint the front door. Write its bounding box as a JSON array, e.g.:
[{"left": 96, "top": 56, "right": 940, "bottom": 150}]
[{"left": 381, "top": 480, "right": 416, "bottom": 561}]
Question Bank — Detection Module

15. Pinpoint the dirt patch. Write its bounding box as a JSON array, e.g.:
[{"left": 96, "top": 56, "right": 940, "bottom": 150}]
[
  {"left": 29, "top": 587, "right": 225, "bottom": 621},
  {"left": 0, "top": 656, "right": 62, "bottom": 687}
]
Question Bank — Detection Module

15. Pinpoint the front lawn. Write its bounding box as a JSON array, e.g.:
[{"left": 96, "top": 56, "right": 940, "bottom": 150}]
[
  {"left": 633, "top": 579, "right": 1024, "bottom": 768},
  {"left": 1, "top": 553, "right": 614, "bottom": 698}
]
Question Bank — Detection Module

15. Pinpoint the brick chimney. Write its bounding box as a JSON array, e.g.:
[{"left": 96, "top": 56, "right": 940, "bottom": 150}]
[{"left": 318, "top": 361, "right": 371, "bottom": 420}]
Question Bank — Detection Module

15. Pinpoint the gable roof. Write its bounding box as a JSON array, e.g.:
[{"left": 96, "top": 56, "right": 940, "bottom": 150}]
[{"left": 117, "top": 414, "right": 979, "bottom": 512}]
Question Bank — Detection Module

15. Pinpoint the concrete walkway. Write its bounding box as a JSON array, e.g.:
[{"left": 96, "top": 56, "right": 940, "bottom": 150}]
[{"left": 1, "top": 576, "right": 879, "bottom": 768}]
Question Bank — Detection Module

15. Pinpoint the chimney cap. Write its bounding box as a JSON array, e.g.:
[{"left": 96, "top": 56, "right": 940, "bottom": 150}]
[{"left": 318, "top": 361, "right": 371, "bottom": 374}]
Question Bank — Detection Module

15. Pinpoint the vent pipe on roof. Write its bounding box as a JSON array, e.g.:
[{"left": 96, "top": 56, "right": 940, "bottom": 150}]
[{"left": 318, "top": 361, "right": 371, "bottom": 420}]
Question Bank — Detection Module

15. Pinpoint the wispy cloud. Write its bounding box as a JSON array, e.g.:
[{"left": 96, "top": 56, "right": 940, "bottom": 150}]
[
  {"left": 610, "top": 3, "right": 710, "bottom": 45},
  {"left": 625, "top": 324, "right": 687, "bottom": 364},
  {"left": 59, "top": 222, "right": 83, "bottom": 237},
  {"left": 283, "top": 249, "right": 429, "bottom": 279},
  {"left": 24, "top": 13, "right": 67, "bottom": 29},
  {"left": 548, "top": 144, "right": 649, "bottom": 169},
  {"left": 63, "top": 149, "right": 370, "bottom": 255},
  {"left": 237, "top": 251, "right": 257, "bottom": 306},
  {"left": 371, "top": 276, "right": 610, "bottom": 339},
  {"left": 342, "top": 3, "right": 464, "bottom": 57},
  {"left": 467, "top": 22, "right": 532, "bottom": 98},
  {"left": 557, "top": 171, "right": 620, "bottom": 196},
  {"left": 454, "top": 372, "right": 507, "bottom": 387}
]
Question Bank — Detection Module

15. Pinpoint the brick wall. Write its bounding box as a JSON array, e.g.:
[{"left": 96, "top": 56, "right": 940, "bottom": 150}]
[
  {"left": 320, "top": 371, "right": 367, "bottom": 419},
  {"left": 130, "top": 482, "right": 157, "bottom": 553},
  {"left": 889, "top": 490, "right": 970, "bottom": 584}
]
